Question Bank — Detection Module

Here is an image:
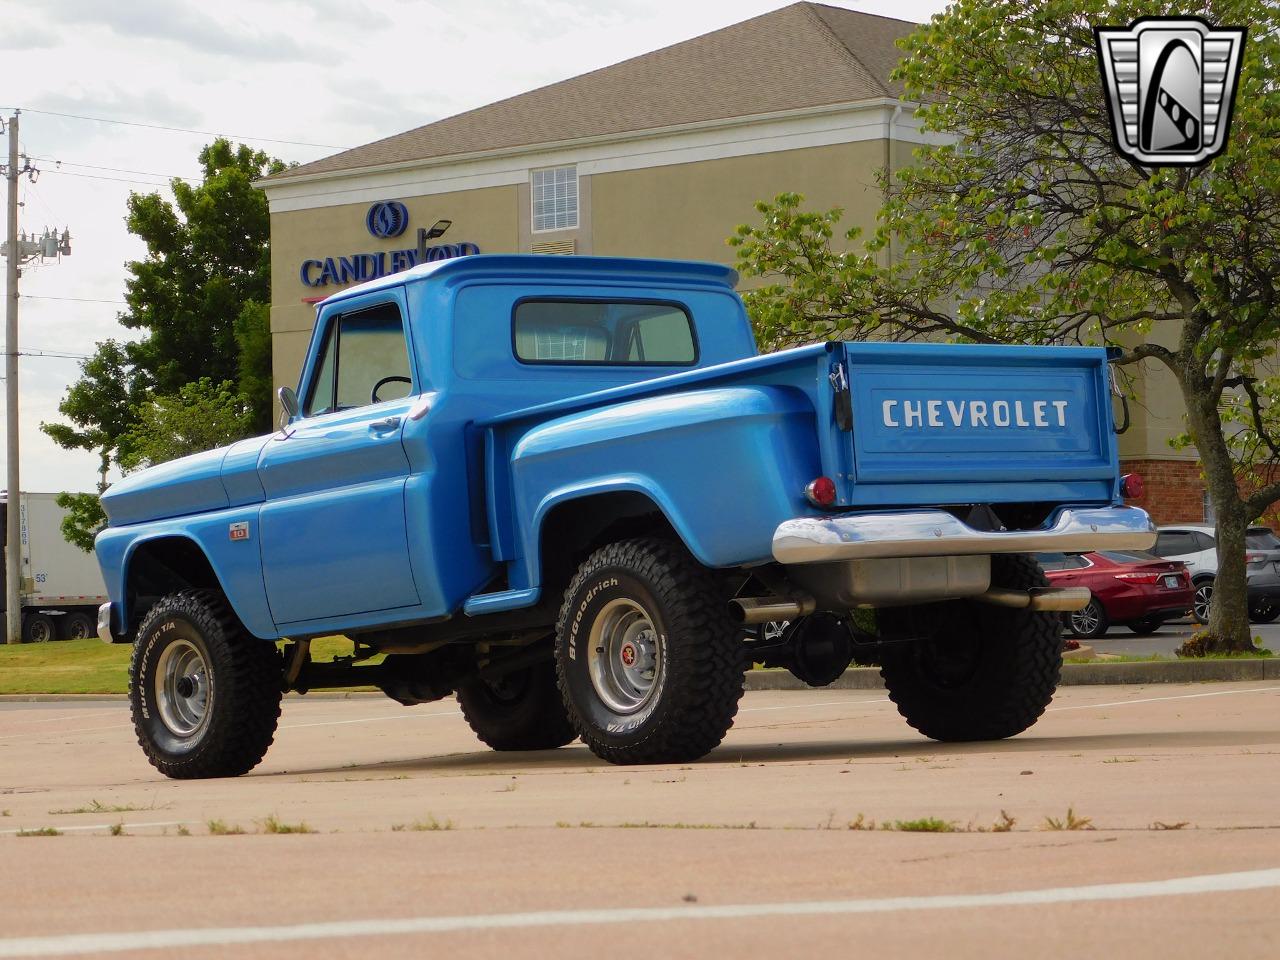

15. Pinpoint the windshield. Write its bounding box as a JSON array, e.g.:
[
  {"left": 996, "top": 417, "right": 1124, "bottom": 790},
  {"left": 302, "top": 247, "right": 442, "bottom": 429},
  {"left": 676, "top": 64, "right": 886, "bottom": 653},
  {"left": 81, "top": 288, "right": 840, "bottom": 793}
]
[
  {"left": 1246, "top": 529, "right": 1280, "bottom": 550},
  {"left": 1097, "top": 550, "right": 1161, "bottom": 564}
]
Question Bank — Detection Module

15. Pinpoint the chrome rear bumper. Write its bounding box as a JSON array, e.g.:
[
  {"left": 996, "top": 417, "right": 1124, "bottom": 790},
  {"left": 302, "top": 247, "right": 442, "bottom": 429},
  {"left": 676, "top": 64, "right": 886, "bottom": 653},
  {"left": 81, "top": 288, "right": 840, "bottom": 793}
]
[{"left": 773, "top": 506, "right": 1156, "bottom": 565}]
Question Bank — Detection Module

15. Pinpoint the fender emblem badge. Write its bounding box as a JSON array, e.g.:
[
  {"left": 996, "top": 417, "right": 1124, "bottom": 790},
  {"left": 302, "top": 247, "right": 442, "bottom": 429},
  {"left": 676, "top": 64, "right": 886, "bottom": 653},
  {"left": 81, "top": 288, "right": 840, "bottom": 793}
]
[{"left": 229, "top": 522, "right": 250, "bottom": 542}]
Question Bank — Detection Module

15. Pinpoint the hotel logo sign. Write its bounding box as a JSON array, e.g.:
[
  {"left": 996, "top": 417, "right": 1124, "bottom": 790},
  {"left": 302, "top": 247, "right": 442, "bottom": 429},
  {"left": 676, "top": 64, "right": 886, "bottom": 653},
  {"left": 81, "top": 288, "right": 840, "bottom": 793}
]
[
  {"left": 365, "top": 201, "right": 409, "bottom": 239},
  {"left": 299, "top": 201, "right": 479, "bottom": 289},
  {"left": 1095, "top": 17, "right": 1246, "bottom": 167}
]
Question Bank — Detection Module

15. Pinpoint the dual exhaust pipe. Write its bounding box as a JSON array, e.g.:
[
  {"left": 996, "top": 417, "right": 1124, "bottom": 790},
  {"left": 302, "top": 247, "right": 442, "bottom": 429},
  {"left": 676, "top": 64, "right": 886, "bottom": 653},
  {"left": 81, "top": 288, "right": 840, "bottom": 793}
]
[{"left": 730, "top": 586, "right": 1089, "bottom": 623}]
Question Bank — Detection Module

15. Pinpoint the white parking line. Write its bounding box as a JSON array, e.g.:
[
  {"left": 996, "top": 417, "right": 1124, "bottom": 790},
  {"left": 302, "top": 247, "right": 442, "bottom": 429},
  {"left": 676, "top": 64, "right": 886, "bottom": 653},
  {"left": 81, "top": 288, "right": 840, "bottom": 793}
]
[
  {"left": 0, "top": 867, "right": 1276, "bottom": 957},
  {"left": 1048, "top": 684, "right": 1280, "bottom": 712},
  {"left": 0, "top": 820, "right": 188, "bottom": 837}
]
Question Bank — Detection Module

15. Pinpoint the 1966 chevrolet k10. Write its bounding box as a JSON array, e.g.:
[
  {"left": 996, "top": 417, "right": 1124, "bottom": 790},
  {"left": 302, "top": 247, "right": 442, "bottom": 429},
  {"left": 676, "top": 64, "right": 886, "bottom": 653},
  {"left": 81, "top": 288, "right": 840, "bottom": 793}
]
[{"left": 94, "top": 254, "right": 1155, "bottom": 779}]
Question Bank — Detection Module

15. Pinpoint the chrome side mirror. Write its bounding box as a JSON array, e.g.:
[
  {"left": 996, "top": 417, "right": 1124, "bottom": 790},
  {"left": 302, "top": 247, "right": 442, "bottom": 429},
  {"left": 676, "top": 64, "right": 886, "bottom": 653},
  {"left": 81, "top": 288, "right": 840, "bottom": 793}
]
[{"left": 278, "top": 386, "right": 299, "bottom": 430}]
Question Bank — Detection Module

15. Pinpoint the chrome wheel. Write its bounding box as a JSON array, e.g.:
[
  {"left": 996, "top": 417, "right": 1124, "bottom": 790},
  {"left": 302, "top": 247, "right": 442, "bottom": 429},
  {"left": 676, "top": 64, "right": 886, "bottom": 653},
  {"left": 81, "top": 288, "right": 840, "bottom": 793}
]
[
  {"left": 154, "top": 639, "right": 211, "bottom": 738},
  {"left": 587, "top": 598, "right": 663, "bottom": 714},
  {"left": 1193, "top": 581, "right": 1214, "bottom": 623},
  {"left": 761, "top": 620, "right": 790, "bottom": 643},
  {"left": 1069, "top": 600, "right": 1102, "bottom": 638}
]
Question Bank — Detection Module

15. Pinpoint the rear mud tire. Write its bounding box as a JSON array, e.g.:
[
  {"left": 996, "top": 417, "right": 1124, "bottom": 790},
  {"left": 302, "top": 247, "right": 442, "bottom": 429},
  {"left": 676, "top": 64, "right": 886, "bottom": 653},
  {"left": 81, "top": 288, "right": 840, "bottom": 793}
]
[
  {"left": 457, "top": 658, "right": 577, "bottom": 751},
  {"left": 129, "top": 589, "right": 283, "bottom": 779},
  {"left": 878, "top": 554, "right": 1062, "bottom": 742},
  {"left": 555, "top": 538, "right": 745, "bottom": 765}
]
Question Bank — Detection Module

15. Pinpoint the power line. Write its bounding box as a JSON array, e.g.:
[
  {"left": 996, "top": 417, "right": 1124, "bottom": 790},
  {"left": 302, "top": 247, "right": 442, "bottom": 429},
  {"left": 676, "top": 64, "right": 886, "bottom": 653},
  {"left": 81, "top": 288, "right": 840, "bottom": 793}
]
[
  {"left": 32, "top": 157, "right": 198, "bottom": 182},
  {"left": 17, "top": 349, "right": 93, "bottom": 360},
  {"left": 9, "top": 106, "right": 346, "bottom": 150},
  {"left": 41, "top": 169, "right": 175, "bottom": 187},
  {"left": 21, "top": 295, "right": 126, "bottom": 305}
]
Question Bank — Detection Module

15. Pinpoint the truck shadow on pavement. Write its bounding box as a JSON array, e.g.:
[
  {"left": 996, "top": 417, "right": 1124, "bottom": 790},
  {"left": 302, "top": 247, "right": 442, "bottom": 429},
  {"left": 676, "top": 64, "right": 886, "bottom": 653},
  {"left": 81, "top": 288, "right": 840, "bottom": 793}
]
[{"left": 265, "top": 728, "right": 1279, "bottom": 780}]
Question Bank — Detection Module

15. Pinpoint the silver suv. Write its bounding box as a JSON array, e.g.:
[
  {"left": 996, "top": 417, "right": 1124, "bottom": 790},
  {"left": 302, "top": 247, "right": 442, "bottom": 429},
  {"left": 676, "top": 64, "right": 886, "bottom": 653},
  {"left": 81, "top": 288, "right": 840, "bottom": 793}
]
[{"left": 1152, "top": 524, "right": 1280, "bottom": 623}]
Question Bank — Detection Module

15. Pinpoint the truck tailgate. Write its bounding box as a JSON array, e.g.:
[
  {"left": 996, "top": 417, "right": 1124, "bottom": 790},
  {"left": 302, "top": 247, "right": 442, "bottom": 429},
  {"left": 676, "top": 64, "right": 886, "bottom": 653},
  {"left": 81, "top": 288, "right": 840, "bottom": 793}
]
[{"left": 839, "top": 342, "right": 1117, "bottom": 503}]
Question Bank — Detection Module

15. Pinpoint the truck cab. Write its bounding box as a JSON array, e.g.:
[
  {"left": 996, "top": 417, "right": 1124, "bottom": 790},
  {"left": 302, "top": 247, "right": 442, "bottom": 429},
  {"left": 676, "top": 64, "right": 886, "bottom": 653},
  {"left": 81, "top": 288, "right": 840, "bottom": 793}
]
[{"left": 94, "top": 255, "right": 1154, "bottom": 779}]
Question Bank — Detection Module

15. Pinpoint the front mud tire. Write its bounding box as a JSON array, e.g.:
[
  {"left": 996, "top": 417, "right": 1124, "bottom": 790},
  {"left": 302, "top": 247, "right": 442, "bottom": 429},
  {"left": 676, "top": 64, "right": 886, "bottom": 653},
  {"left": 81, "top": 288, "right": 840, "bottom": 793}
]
[
  {"left": 878, "top": 554, "right": 1062, "bottom": 742},
  {"left": 555, "top": 538, "right": 745, "bottom": 765},
  {"left": 130, "top": 589, "right": 283, "bottom": 779}
]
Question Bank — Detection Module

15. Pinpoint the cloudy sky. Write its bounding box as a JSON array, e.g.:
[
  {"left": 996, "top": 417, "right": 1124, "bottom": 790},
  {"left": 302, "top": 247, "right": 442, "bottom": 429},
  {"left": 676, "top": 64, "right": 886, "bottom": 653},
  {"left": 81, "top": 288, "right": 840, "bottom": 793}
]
[{"left": 3, "top": 0, "right": 948, "bottom": 493}]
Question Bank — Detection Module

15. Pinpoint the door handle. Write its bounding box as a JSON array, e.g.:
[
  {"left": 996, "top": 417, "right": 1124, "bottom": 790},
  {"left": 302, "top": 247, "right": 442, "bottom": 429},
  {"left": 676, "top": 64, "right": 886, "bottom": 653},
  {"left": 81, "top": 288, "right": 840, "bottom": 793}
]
[{"left": 368, "top": 416, "right": 401, "bottom": 433}]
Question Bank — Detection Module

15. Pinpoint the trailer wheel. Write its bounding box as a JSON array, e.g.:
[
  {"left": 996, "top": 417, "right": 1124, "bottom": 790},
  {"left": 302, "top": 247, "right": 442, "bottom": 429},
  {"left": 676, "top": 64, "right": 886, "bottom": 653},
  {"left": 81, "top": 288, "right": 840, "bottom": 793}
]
[
  {"left": 130, "top": 589, "right": 283, "bottom": 779},
  {"left": 22, "top": 613, "right": 56, "bottom": 643},
  {"left": 60, "top": 612, "right": 95, "bottom": 641},
  {"left": 878, "top": 554, "right": 1061, "bottom": 742},
  {"left": 555, "top": 538, "right": 745, "bottom": 765},
  {"left": 457, "top": 657, "right": 577, "bottom": 751}
]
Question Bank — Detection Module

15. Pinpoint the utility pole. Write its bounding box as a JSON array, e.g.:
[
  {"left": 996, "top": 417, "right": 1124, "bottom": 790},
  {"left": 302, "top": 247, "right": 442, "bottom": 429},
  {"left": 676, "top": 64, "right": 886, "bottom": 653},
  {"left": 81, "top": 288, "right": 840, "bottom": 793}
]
[
  {"left": 4, "top": 110, "right": 20, "bottom": 645},
  {"left": 1, "top": 112, "right": 69, "bottom": 643}
]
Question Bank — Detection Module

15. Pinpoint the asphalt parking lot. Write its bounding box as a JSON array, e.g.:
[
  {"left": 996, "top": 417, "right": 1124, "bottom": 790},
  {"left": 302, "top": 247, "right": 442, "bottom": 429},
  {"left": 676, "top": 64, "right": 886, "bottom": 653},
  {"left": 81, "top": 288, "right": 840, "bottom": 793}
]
[
  {"left": 2, "top": 682, "right": 1278, "bottom": 959},
  {"left": 1085, "top": 618, "right": 1280, "bottom": 657}
]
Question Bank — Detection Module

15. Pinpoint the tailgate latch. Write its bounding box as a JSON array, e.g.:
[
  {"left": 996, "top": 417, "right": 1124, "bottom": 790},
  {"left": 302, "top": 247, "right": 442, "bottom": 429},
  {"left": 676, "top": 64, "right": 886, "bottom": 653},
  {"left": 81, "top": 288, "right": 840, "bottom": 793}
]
[{"left": 829, "top": 361, "right": 852, "bottom": 432}]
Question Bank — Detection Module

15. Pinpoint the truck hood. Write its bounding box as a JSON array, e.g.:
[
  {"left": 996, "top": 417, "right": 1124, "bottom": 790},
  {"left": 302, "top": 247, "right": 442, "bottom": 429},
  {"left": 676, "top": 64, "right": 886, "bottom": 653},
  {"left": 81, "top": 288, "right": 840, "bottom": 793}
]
[{"left": 101, "top": 435, "right": 272, "bottom": 527}]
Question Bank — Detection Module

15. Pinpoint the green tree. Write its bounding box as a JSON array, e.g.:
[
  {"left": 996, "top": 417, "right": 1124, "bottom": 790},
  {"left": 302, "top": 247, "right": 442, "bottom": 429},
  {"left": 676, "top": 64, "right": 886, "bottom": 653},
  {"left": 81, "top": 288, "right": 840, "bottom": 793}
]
[
  {"left": 119, "top": 379, "right": 254, "bottom": 473},
  {"left": 732, "top": 0, "right": 1279, "bottom": 652},
  {"left": 42, "top": 140, "right": 285, "bottom": 549}
]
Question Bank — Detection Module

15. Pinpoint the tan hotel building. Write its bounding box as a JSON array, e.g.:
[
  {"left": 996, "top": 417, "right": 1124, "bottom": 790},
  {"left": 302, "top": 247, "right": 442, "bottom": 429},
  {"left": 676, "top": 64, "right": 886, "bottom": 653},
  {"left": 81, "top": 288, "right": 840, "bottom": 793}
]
[{"left": 258, "top": 2, "right": 1207, "bottom": 525}]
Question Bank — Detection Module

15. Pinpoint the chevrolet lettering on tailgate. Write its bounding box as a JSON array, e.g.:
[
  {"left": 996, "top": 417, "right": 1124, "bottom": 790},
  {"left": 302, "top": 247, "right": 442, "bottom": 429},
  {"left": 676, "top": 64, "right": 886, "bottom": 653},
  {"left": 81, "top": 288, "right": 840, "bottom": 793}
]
[{"left": 882, "top": 398, "right": 1070, "bottom": 429}]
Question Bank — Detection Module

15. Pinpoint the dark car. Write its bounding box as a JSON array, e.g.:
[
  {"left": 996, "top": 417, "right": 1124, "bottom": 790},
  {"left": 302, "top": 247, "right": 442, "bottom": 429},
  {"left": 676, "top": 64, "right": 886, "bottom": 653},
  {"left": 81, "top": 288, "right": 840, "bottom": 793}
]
[{"left": 1036, "top": 551, "right": 1194, "bottom": 640}]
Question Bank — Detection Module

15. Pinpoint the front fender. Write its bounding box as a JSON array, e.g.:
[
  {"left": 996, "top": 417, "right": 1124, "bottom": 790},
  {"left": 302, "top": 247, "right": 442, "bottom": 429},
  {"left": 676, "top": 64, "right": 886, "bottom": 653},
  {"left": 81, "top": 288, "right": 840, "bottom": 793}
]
[
  {"left": 509, "top": 385, "right": 821, "bottom": 589},
  {"left": 95, "top": 505, "right": 277, "bottom": 640}
]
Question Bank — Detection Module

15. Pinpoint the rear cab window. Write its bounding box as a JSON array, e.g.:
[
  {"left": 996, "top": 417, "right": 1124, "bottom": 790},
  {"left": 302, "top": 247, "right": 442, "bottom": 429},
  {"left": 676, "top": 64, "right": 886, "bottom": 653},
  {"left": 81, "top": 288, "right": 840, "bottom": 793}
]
[{"left": 513, "top": 300, "right": 697, "bottom": 366}]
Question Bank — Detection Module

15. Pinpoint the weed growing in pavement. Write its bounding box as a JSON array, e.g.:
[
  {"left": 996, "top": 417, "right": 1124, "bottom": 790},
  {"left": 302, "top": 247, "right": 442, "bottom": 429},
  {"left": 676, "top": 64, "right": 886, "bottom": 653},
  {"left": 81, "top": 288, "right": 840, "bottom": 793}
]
[
  {"left": 847, "top": 811, "right": 1016, "bottom": 832},
  {"left": 1, "top": 809, "right": 9, "bottom": 817},
  {"left": 16, "top": 827, "right": 60, "bottom": 837},
  {"left": 1102, "top": 757, "right": 1140, "bottom": 764},
  {"left": 176, "top": 825, "right": 191, "bottom": 836},
  {"left": 260, "top": 815, "right": 316, "bottom": 835},
  {"left": 1150, "top": 821, "right": 1191, "bottom": 830},
  {"left": 49, "top": 799, "right": 162, "bottom": 816},
  {"left": 1043, "top": 807, "right": 1093, "bottom": 831},
  {"left": 108, "top": 822, "right": 126, "bottom": 837},
  {"left": 891, "top": 817, "right": 958, "bottom": 833},
  {"left": 392, "top": 815, "right": 454, "bottom": 832},
  {"left": 207, "top": 819, "right": 246, "bottom": 836}
]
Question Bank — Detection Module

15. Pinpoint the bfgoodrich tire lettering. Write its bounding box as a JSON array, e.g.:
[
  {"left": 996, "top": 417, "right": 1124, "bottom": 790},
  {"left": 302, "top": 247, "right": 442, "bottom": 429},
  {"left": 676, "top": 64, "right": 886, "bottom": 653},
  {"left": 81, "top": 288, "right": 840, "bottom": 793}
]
[
  {"left": 130, "top": 589, "right": 283, "bottom": 779},
  {"left": 878, "top": 554, "right": 1062, "bottom": 742},
  {"left": 556, "top": 538, "right": 745, "bottom": 765}
]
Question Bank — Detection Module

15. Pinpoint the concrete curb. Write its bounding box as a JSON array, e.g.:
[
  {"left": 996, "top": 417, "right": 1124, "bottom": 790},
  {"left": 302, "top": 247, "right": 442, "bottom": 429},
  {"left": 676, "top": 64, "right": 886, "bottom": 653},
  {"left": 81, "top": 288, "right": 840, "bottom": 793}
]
[
  {"left": 745, "top": 658, "right": 1280, "bottom": 691},
  {"left": 3, "top": 659, "right": 1276, "bottom": 702}
]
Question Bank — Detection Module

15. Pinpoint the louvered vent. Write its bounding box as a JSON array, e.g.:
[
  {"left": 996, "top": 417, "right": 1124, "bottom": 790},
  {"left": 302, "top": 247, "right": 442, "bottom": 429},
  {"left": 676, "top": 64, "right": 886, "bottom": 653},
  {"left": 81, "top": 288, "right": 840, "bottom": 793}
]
[{"left": 531, "top": 238, "right": 576, "bottom": 255}]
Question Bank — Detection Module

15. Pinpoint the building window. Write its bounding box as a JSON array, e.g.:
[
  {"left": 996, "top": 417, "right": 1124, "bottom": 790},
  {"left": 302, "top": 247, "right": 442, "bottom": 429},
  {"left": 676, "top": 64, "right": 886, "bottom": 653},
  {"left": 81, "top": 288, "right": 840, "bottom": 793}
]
[{"left": 531, "top": 165, "right": 578, "bottom": 232}]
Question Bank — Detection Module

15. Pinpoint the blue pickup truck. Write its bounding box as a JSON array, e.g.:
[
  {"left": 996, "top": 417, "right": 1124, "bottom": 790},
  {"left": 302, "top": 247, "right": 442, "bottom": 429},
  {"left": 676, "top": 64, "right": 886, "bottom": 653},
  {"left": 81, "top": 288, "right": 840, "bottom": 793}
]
[{"left": 95, "top": 254, "right": 1154, "bottom": 779}]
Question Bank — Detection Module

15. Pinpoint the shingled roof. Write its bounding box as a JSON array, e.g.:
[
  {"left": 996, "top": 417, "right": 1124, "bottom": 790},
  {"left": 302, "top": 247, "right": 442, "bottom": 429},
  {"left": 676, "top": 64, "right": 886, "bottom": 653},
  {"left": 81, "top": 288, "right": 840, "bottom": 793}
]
[{"left": 270, "top": 3, "right": 916, "bottom": 181}]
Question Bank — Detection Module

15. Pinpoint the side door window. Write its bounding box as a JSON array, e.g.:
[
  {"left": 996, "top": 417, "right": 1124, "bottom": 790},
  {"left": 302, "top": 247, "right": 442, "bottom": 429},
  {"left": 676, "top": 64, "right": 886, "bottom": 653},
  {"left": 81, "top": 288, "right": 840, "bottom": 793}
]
[
  {"left": 305, "top": 303, "right": 413, "bottom": 416},
  {"left": 1154, "top": 531, "right": 1196, "bottom": 558}
]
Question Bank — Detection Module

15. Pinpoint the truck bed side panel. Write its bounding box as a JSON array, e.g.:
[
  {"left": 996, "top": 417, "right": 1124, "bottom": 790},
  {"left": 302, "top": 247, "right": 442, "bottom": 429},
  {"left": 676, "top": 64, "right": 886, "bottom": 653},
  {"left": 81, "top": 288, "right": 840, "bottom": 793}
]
[{"left": 506, "top": 385, "right": 819, "bottom": 587}]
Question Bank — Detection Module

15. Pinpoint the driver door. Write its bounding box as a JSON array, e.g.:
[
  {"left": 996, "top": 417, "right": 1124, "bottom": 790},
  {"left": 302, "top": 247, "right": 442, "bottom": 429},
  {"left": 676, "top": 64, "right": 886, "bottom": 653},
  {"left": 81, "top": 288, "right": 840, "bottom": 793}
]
[{"left": 257, "top": 290, "right": 422, "bottom": 627}]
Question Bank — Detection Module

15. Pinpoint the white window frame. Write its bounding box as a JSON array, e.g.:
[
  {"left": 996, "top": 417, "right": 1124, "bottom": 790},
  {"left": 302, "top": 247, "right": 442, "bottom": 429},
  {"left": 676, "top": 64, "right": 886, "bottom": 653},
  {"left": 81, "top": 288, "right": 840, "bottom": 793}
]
[{"left": 531, "top": 165, "right": 579, "bottom": 233}]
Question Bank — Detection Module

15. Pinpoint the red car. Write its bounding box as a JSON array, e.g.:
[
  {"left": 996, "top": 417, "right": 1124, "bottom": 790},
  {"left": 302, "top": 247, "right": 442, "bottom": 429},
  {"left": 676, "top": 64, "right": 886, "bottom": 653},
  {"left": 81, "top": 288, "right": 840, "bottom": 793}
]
[{"left": 1036, "top": 551, "right": 1194, "bottom": 640}]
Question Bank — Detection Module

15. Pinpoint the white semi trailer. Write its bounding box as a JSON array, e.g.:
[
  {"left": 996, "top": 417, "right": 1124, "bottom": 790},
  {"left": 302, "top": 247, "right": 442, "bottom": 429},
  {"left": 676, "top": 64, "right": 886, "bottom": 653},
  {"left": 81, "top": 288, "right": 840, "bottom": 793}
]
[{"left": 0, "top": 492, "right": 108, "bottom": 641}]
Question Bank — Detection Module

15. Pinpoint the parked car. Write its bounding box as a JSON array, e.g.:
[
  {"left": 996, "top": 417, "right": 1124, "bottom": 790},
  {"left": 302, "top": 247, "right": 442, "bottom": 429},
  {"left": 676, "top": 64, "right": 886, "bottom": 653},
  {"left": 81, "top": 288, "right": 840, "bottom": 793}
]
[
  {"left": 1152, "top": 525, "right": 1280, "bottom": 623},
  {"left": 1037, "top": 550, "right": 1193, "bottom": 639}
]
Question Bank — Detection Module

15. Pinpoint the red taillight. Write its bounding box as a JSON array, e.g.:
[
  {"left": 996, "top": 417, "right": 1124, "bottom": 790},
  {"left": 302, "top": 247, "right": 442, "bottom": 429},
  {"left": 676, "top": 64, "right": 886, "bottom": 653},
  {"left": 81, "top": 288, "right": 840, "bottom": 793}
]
[
  {"left": 1115, "top": 571, "right": 1161, "bottom": 584},
  {"left": 1246, "top": 552, "right": 1266, "bottom": 564},
  {"left": 1120, "top": 473, "right": 1144, "bottom": 499},
  {"left": 805, "top": 476, "right": 837, "bottom": 508}
]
